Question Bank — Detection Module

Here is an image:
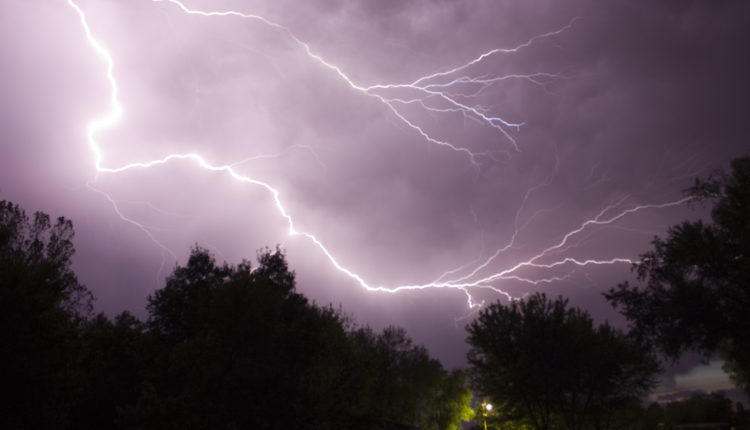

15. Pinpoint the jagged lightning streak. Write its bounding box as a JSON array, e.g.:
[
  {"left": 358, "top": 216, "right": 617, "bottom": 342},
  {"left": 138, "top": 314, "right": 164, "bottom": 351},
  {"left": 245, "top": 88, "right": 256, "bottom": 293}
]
[
  {"left": 66, "top": 0, "right": 689, "bottom": 309},
  {"left": 66, "top": 0, "right": 178, "bottom": 283}
]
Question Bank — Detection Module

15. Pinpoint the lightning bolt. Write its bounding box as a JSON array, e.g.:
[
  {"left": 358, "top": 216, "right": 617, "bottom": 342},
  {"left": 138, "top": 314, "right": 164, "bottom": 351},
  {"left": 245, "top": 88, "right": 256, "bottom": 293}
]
[{"left": 65, "top": 0, "right": 689, "bottom": 310}]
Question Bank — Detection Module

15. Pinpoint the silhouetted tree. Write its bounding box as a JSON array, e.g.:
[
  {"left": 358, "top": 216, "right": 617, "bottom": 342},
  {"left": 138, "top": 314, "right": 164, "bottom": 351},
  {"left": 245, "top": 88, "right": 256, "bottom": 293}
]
[
  {"left": 0, "top": 200, "right": 92, "bottom": 428},
  {"left": 119, "top": 246, "right": 350, "bottom": 428},
  {"left": 467, "top": 293, "right": 658, "bottom": 430},
  {"left": 344, "top": 325, "right": 474, "bottom": 429},
  {"left": 0, "top": 199, "right": 473, "bottom": 429},
  {"left": 606, "top": 156, "right": 750, "bottom": 392},
  {"left": 430, "top": 369, "right": 475, "bottom": 430},
  {"left": 121, "top": 246, "right": 472, "bottom": 429}
]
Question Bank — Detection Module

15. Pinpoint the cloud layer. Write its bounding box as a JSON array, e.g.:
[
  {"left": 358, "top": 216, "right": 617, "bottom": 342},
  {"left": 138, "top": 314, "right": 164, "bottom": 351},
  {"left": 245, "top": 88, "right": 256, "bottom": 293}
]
[{"left": 1, "top": 0, "right": 748, "bottom": 369}]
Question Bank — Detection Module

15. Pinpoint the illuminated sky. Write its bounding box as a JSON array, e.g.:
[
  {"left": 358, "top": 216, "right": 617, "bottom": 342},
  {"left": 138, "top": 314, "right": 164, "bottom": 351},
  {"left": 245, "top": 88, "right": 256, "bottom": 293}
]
[{"left": 1, "top": 0, "right": 748, "bottom": 386}]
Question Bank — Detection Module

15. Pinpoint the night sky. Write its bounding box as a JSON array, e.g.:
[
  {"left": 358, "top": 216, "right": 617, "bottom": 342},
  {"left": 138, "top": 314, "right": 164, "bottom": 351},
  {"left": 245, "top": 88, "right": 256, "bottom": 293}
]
[{"left": 1, "top": 0, "right": 748, "bottom": 401}]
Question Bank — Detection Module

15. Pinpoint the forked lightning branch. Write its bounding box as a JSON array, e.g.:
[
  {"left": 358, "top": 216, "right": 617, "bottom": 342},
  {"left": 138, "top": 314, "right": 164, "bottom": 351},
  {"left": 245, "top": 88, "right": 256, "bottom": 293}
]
[{"left": 65, "top": 0, "right": 688, "bottom": 309}]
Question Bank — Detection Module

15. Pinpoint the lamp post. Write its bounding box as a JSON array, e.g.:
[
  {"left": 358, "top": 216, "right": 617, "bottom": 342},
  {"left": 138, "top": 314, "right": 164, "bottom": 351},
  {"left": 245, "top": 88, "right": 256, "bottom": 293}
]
[{"left": 483, "top": 403, "right": 493, "bottom": 430}]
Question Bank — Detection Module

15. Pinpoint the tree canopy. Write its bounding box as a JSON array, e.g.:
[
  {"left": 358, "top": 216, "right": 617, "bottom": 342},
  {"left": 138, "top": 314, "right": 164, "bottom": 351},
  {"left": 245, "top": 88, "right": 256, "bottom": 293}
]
[
  {"left": 606, "top": 156, "right": 750, "bottom": 392},
  {"left": 0, "top": 199, "right": 473, "bottom": 429},
  {"left": 0, "top": 200, "right": 92, "bottom": 428},
  {"left": 466, "top": 293, "right": 658, "bottom": 430},
  {"left": 133, "top": 247, "right": 475, "bottom": 429}
]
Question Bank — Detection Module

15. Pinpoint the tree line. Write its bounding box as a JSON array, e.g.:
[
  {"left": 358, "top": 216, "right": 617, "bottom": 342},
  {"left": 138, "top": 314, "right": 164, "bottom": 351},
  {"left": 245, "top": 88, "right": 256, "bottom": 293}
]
[
  {"left": 468, "top": 156, "right": 749, "bottom": 430},
  {"left": 0, "top": 201, "right": 471, "bottom": 429},
  {"left": 1, "top": 156, "right": 747, "bottom": 429}
]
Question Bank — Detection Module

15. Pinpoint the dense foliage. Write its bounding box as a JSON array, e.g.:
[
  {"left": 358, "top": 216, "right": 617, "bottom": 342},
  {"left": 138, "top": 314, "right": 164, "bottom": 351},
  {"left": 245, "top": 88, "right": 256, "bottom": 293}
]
[
  {"left": 467, "top": 293, "right": 658, "bottom": 430},
  {"left": 0, "top": 200, "right": 471, "bottom": 429},
  {"left": 606, "top": 156, "right": 750, "bottom": 392},
  {"left": 0, "top": 201, "right": 91, "bottom": 428}
]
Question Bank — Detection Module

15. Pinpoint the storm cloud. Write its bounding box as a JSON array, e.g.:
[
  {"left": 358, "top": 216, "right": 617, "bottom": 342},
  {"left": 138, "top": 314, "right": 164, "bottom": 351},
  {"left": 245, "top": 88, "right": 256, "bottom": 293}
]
[{"left": 1, "top": 0, "right": 748, "bottom": 379}]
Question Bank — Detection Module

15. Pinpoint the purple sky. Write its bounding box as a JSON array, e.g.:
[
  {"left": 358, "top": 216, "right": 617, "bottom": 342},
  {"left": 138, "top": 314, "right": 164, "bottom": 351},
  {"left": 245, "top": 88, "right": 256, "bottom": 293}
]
[{"left": 1, "top": 0, "right": 748, "bottom": 399}]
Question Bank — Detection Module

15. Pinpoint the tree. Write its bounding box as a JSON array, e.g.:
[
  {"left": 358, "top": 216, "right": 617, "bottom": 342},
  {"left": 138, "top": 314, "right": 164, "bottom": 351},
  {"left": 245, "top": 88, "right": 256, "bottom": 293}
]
[
  {"left": 343, "top": 325, "right": 474, "bottom": 430},
  {"left": 0, "top": 200, "right": 472, "bottom": 428},
  {"left": 466, "top": 293, "right": 658, "bottom": 430},
  {"left": 430, "top": 369, "right": 475, "bottom": 430},
  {"left": 0, "top": 200, "right": 92, "bottom": 428},
  {"left": 605, "top": 156, "right": 750, "bottom": 392},
  {"left": 125, "top": 246, "right": 356, "bottom": 429},
  {"left": 370, "top": 326, "right": 445, "bottom": 427},
  {"left": 125, "top": 246, "right": 471, "bottom": 429}
]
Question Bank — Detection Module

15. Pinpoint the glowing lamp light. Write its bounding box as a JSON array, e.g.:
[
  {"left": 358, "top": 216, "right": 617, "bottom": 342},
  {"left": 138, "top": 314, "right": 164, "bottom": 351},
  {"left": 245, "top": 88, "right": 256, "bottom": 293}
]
[{"left": 483, "top": 402, "right": 493, "bottom": 430}]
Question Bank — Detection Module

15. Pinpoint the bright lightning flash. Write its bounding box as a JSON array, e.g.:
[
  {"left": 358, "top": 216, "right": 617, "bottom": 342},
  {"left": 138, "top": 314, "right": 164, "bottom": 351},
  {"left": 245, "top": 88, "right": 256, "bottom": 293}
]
[{"left": 65, "top": 0, "right": 689, "bottom": 310}]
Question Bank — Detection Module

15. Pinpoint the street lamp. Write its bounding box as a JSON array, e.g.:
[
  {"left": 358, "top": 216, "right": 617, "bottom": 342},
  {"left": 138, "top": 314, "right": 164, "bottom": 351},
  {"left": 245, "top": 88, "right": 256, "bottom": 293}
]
[{"left": 483, "top": 402, "right": 493, "bottom": 430}]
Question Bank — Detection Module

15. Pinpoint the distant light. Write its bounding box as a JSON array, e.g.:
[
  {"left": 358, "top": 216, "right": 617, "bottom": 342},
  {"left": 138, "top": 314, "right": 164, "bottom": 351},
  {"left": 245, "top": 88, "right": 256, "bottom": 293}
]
[{"left": 485, "top": 403, "right": 493, "bottom": 411}]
